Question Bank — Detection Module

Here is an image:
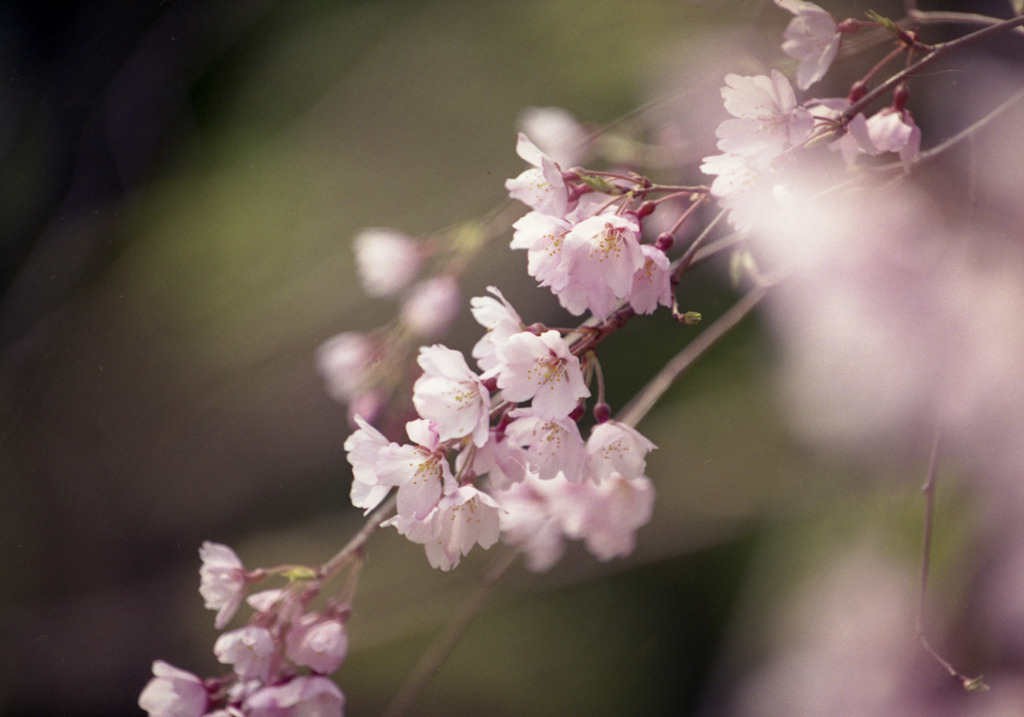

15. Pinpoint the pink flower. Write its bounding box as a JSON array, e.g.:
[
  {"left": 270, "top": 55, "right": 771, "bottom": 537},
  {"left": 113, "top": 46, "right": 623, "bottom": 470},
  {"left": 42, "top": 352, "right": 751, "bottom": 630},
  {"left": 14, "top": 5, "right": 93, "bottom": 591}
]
[
  {"left": 776, "top": 0, "right": 841, "bottom": 90},
  {"left": 412, "top": 344, "right": 491, "bottom": 447},
  {"left": 557, "top": 213, "right": 645, "bottom": 319},
  {"left": 563, "top": 473, "right": 656, "bottom": 561},
  {"left": 315, "top": 331, "right": 377, "bottom": 404},
  {"left": 495, "top": 330, "right": 590, "bottom": 419},
  {"left": 460, "top": 428, "right": 528, "bottom": 491},
  {"left": 505, "top": 133, "right": 571, "bottom": 217},
  {"left": 829, "top": 109, "right": 921, "bottom": 172},
  {"left": 470, "top": 286, "right": 525, "bottom": 372},
  {"left": 866, "top": 108, "right": 920, "bottom": 171},
  {"left": 392, "top": 485, "right": 502, "bottom": 571},
  {"left": 510, "top": 210, "right": 574, "bottom": 293},
  {"left": 504, "top": 408, "right": 587, "bottom": 483},
  {"left": 352, "top": 228, "right": 421, "bottom": 297},
  {"left": 715, "top": 70, "right": 813, "bottom": 163},
  {"left": 586, "top": 420, "right": 657, "bottom": 483},
  {"left": 213, "top": 626, "right": 275, "bottom": 681},
  {"left": 199, "top": 542, "right": 247, "bottom": 629},
  {"left": 343, "top": 415, "right": 393, "bottom": 514},
  {"left": 494, "top": 477, "right": 568, "bottom": 572},
  {"left": 517, "top": 106, "right": 589, "bottom": 168},
  {"left": 243, "top": 676, "right": 344, "bottom": 717},
  {"left": 285, "top": 613, "right": 349, "bottom": 675},
  {"left": 375, "top": 419, "right": 455, "bottom": 520},
  {"left": 399, "top": 275, "right": 461, "bottom": 340},
  {"left": 628, "top": 244, "right": 673, "bottom": 315},
  {"left": 138, "top": 661, "right": 208, "bottom": 717}
]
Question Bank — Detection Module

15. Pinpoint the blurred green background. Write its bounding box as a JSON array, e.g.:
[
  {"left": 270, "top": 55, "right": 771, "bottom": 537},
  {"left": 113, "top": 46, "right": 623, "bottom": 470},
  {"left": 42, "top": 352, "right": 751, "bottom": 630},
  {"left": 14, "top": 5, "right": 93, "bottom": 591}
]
[{"left": 0, "top": 0, "right": 997, "bottom": 715}]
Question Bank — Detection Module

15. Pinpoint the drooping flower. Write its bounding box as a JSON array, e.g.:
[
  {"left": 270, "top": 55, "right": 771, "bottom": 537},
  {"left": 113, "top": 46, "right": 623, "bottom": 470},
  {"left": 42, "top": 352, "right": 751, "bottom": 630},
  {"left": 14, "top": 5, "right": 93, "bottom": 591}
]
[
  {"left": 199, "top": 542, "right": 248, "bottom": 629},
  {"left": 138, "top": 661, "right": 209, "bottom": 717},
  {"left": 504, "top": 408, "right": 588, "bottom": 483},
  {"left": 517, "top": 106, "right": 590, "bottom": 168},
  {"left": 470, "top": 286, "right": 525, "bottom": 372},
  {"left": 495, "top": 330, "right": 590, "bottom": 419},
  {"left": 385, "top": 484, "right": 502, "bottom": 571},
  {"left": 628, "top": 244, "right": 674, "bottom": 315},
  {"left": 585, "top": 420, "right": 657, "bottom": 483},
  {"left": 400, "top": 275, "right": 461, "bottom": 340},
  {"left": 375, "top": 419, "right": 455, "bottom": 520},
  {"left": 316, "top": 331, "right": 377, "bottom": 405},
  {"left": 352, "top": 228, "right": 422, "bottom": 297},
  {"left": 213, "top": 626, "right": 275, "bottom": 682},
  {"left": 562, "top": 472, "right": 656, "bottom": 561},
  {"left": 343, "top": 415, "right": 393, "bottom": 514},
  {"left": 285, "top": 613, "right": 349, "bottom": 675},
  {"left": 829, "top": 109, "right": 920, "bottom": 172},
  {"left": 505, "top": 132, "right": 571, "bottom": 217},
  {"left": 412, "top": 344, "right": 491, "bottom": 447},
  {"left": 510, "top": 210, "right": 575, "bottom": 294},
  {"left": 244, "top": 676, "right": 345, "bottom": 717},
  {"left": 777, "top": 0, "right": 841, "bottom": 90},
  {"left": 715, "top": 70, "right": 814, "bottom": 163},
  {"left": 557, "top": 213, "right": 646, "bottom": 319}
]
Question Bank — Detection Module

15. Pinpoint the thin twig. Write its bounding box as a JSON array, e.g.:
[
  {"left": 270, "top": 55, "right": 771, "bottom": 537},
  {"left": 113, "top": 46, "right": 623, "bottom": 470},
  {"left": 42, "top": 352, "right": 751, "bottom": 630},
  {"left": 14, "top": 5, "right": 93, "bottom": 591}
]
[
  {"left": 845, "top": 14, "right": 1024, "bottom": 120},
  {"left": 616, "top": 285, "right": 767, "bottom": 429},
  {"left": 382, "top": 547, "right": 521, "bottom": 717},
  {"left": 915, "top": 427, "right": 989, "bottom": 692}
]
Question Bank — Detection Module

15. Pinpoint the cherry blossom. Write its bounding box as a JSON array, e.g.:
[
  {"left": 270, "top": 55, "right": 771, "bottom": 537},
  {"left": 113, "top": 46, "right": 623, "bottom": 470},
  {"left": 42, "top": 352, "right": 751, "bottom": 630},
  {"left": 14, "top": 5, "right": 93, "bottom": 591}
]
[
  {"left": 315, "top": 331, "right": 377, "bottom": 405},
  {"left": 715, "top": 70, "right": 813, "bottom": 164},
  {"left": 557, "top": 213, "right": 645, "bottom": 319},
  {"left": 138, "top": 661, "right": 209, "bottom": 717},
  {"left": 495, "top": 329, "right": 590, "bottom": 419},
  {"left": 586, "top": 420, "right": 657, "bottom": 483},
  {"left": 375, "top": 419, "right": 455, "bottom": 520},
  {"left": 460, "top": 427, "right": 529, "bottom": 491},
  {"left": 562, "top": 472, "right": 656, "bottom": 561},
  {"left": 343, "top": 415, "right": 393, "bottom": 514},
  {"left": 412, "top": 344, "right": 492, "bottom": 447},
  {"left": 503, "top": 408, "right": 587, "bottom": 483},
  {"left": 352, "top": 228, "right": 421, "bottom": 298},
  {"left": 470, "top": 286, "right": 525, "bottom": 372},
  {"left": 504, "top": 132, "right": 571, "bottom": 217},
  {"left": 517, "top": 106, "right": 589, "bottom": 168},
  {"left": 494, "top": 477, "right": 568, "bottom": 572},
  {"left": 776, "top": 0, "right": 841, "bottom": 90},
  {"left": 199, "top": 542, "right": 248, "bottom": 630},
  {"left": 829, "top": 109, "right": 920, "bottom": 172},
  {"left": 399, "top": 274, "right": 461, "bottom": 340},
  {"left": 243, "top": 676, "right": 344, "bottom": 717},
  {"left": 285, "top": 613, "right": 349, "bottom": 675},
  {"left": 628, "top": 244, "right": 674, "bottom": 315},
  {"left": 213, "top": 626, "right": 276, "bottom": 682},
  {"left": 386, "top": 484, "right": 502, "bottom": 570},
  {"left": 510, "top": 210, "right": 574, "bottom": 294}
]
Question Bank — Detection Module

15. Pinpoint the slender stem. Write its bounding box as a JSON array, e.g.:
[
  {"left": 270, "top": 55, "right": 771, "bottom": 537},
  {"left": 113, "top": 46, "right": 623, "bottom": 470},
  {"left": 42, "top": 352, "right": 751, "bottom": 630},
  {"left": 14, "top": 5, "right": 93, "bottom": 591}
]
[
  {"left": 916, "top": 427, "right": 942, "bottom": 637},
  {"left": 382, "top": 547, "right": 521, "bottom": 717},
  {"left": 915, "top": 427, "right": 989, "bottom": 691},
  {"left": 909, "top": 10, "right": 1024, "bottom": 36},
  {"left": 844, "top": 14, "right": 1024, "bottom": 120},
  {"left": 318, "top": 494, "right": 397, "bottom": 579},
  {"left": 616, "top": 285, "right": 766, "bottom": 429}
]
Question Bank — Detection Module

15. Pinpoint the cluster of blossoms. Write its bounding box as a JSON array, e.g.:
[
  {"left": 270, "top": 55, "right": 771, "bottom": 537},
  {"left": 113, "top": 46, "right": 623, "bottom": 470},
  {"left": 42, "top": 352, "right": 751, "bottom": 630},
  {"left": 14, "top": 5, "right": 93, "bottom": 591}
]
[
  {"left": 141, "top": 1, "right": 1024, "bottom": 713},
  {"left": 345, "top": 282, "right": 657, "bottom": 571},
  {"left": 702, "top": 0, "right": 921, "bottom": 232},
  {"left": 140, "top": 543, "right": 350, "bottom": 716}
]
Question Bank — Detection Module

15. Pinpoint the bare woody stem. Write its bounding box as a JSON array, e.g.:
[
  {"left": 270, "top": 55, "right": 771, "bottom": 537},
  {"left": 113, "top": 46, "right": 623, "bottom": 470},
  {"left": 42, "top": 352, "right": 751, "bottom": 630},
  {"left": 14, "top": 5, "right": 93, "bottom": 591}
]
[
  {"left": 317, "top": 494, "right": 397, "bottom": 580},
  {"left": 916, "top": 426, "right": 989, "bottom": 692},
  {"left": 844, "top": 13, "right": 1024, "bottom": 120},
  {"left": 382, "top": 547, "right": 521, "bottom": 717},
  {"left": 617, "top": 285, "right": 766, "bottom": 429}
]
